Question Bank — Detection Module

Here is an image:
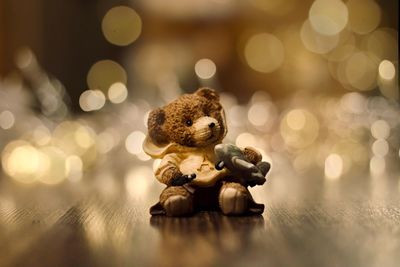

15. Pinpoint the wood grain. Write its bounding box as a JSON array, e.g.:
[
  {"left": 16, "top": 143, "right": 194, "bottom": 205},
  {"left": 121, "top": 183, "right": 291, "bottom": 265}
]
[{"left": 0, "top": 173, "right": 399, "bottom": 267}]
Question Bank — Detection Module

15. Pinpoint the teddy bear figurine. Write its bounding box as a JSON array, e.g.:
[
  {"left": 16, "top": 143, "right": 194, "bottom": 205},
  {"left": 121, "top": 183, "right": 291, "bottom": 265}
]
[{"left": 143, "top": 88, "right": 269, "bottom": 216}]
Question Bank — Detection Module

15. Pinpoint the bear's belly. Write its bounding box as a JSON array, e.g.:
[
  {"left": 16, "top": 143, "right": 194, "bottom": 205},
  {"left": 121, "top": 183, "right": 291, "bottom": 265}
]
[{"left": 179, "top": 155, "right": 228, "bottom": 187}]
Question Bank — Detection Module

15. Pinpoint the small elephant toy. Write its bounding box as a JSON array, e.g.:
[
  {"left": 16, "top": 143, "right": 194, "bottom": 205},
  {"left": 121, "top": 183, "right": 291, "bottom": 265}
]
[{"left": 214, "top": 144, "right": 270, "bottom": 187}]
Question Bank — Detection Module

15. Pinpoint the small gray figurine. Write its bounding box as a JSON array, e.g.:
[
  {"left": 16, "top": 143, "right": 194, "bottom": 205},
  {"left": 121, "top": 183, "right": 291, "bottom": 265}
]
[{"left": 214, "top": 143, "right": 270, "bottom": 187}]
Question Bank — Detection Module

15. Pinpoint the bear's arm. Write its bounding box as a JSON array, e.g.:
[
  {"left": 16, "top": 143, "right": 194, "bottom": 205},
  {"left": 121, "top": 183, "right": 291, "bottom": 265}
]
[
  {"left": 241, "top": 147, "right": 262, "bottom": 165},
  {"left": 155, "top": 153, "right": 183, "bottom": 185}
]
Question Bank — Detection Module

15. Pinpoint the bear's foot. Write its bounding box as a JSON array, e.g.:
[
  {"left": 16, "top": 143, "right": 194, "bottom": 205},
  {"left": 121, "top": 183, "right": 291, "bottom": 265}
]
[
  {"left": 160, "top": 186, "right": 193, "bottom": 217},
  {"left": 219, "top": 182, "right": 249, "bottom": 215},
  {"left": 163, "top": 195, "right": 193, "bottom": 216}
]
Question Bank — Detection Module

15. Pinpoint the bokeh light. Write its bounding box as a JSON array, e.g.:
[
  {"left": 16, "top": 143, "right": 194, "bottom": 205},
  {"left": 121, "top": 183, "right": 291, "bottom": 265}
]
[
  {"left": 346, "top": 0, "right": 381, "bottom": 34},
  {"left": 344, "top": 52, "right": 377, "bottom": 91},
  {"left": 1, "top": 141, "right": 45, "bottom": 184},
  {"left": 309, "top": 0, "right": 348, "bottom": 36},
  {"left": 79, "top": 90, "right": 106, "bottom": 112},
  {"left": 372, "top": 139, "right": 389, "bottom": 157},
  {"left": 194, "top": 58, "right": 217, "bottom": 79},
  {"left": 280, "top": 109, "right": 319, "bottom": 149},
  {"left": 37, "top": 146, "right": 67, "bottom": 185},
  {"left": 325, "top": 153, "right": 343, "bottom": 180},
  {"left": 87, "top": 60, "right": 127, "bottom": 93},
  {"left": 0, "top": 110, "right": 15, "bottom": 130},
  {"left": 235, "top": 132, "right": 257, "bottom": 148},
  {"left": 364, "top": 28, "right": 398, "bottom": 61},
  {"left": 125, "top": 166, "right": 153, "bottom": 199},
  {"left": 370, "top": 155, "right": 386, "bottom": 175},
  {"left": 249, "top": 0, "right": 295, "bottom": 17},
  {"left": 300, "top": 19, "right": 339, "bottom": 54},
  {"left": 32, "top": 126, "right": 52, "bottom": 146},
  {"left": 108, "top": 82, "right": 128, "bottom": 104},
  {"left": 125, "top": 131, "right": 146, "bottom": 155},
  {"left": 0, "top": 0, "right": 398, "bottom": 217},
  {"left": 247, "top": 103, "right": 271, "bottom": 127},
  {"left": 65, "top": 155, "right": 83, "bottom": 182},
  {"left": 371, "top": 120, "right": 390, "bottom": 139},
  {"left": 101, "top": 6, "right": 142, "bottom": 46},
  {"left": 378, "top": 60, "right": 396, "bottom": 81},
  {"left": 52, "top": 121, "right": 98, "bottom": 169},
  {"left": 244, "top": 33, "right": 285, "bottom": 73}
]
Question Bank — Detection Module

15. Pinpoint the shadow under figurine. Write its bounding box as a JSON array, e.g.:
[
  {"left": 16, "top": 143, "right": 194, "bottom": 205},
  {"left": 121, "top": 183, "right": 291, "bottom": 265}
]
[{"left": 143, "top": 88, "right": 271, "bottom": 216}]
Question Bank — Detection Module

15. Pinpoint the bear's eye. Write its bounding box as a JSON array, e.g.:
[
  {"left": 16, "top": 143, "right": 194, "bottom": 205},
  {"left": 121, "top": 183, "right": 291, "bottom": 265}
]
[{"left": 185, "top": 119, "right": 193, "bottom": 126}]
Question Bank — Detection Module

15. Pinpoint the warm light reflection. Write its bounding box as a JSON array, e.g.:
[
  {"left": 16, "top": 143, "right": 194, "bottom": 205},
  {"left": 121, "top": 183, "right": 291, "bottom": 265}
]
[
  {"left": 248, "top": 103, "right": 270, "bottom": 127},
  {"left": 244, "top": 33, "right": 285, "bottom": 73},
  {"left": 371, "top": 120, "right": 390, "bottom": 140},
  {"left": 372, "top": 139, "right": 389, "bottom": 157},
  {"left": 325, "top": 153, "right": 343, "bottom": 180},
  {"left": 235, "top": 132, "right": 257, "bottom": 148},
  {"left": 32, "top": 126, "right": 52, "bottom": 146},
  {"left": 2, "top": 142, "right": 44, "bottom": 184},
  {"left": 97, "top": 130, "right": 117, "bottom": 154},
  {"left": 125, "top": 131, "right": 146, "bottom": 155},
  {"left": 309, "top": 0, "right": 348, "bottom": 36},
  {"left": 65, "top": 155, "right": 83, "bottom": 182},
  {"left": 102, "top": 6, "right": 142, "bottom": 46},
  {"left": 280, "top": 109, "right": 319, "bottom": 149},
  {"left": 53, "top": 121, "right": 98, "bottom": 169},
  {"left": 370, "top": 156, "right": 385, "bottom": 175},
  {"left": 80, "top": 90, "right": 106, "bottom": 112},
  {"left": 108, "top": 82, "right": 128, "bottom": 104},
  {"left": 344, "top": 52, "right": 377, "bottom": 91},
  {"left": 249, "top": 0, "right": 295, "bottom": 16},
  {"left": 125, "top": 166, "right": 153, "bottom": 199},
  {"left": 0, "top": 110, "right": 15, "bottom": 130},
  {"left": 339, "top": 92, "right": 366, "bottom": 114},
  {"left": 194, "top": 58, "right": 217, "bottom": 79},
  {"left": 0, "top": 1, "right": 398, "bottom": 195},
  {"left": 325, "top": 33, "right": 355, "bottom": 62},
  {"left": 378, "top": 60, "right": 395, "bottom": 80},
  {"left": 87, "top": 60, "right": 127, "bottom": 93},
  {"left": 365, "top": 28, "right": 398, "bottom": 61},
  {"left": 301, "top": 19, "right": 339, "bottom": 54},
  {"left": 37, "top": 146, "right": 67, "bottom": 185},
  {"left": 14, "top": 47, "right": 34, "bottom": 69},
  {"left": 286, "top": 109, "right": 306, "bottom": 130},
  {"left": 346, "top": 0, "right": 381, "bottom": 34}
]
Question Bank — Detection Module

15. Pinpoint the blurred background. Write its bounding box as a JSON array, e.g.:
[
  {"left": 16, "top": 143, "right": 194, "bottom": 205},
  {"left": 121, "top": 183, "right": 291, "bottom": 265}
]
[
  {"left": 0, "top": 0, "right": 398, "bottom": 189},
  {"left": 0, "top": 0, "right": 399, "bottom": 197},
  {"left": 0, "top": 1, "right": 399, "bottom": 266}
]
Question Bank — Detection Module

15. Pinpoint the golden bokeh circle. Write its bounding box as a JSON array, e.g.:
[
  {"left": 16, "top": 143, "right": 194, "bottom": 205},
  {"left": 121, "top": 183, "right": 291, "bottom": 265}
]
[
  {"left": 346, "top": 0, "right": 381, "bottom": 35},
  {"left": 364, "top": 28, "right": 398, "bottom": 61},
  {"left": 300, "top": 20, "right": 339, "bottom": 54},
  {"left": 87, "top": 60, "right": 127, "bottom": 93},
  {"left": 309, "top": 0, "right": 348, "bottom": 36},
  {"left": 344, "top": 52, "right": 377, "bottom": 91},
  {"left": 244, "top": 33, "right": 285, "bottom": 73},
  {"left": 280, "top": 109, "right": 319, "bottom": 149},
  {"left": 101, "top": 6, "right": 142, "bottom": 46}
]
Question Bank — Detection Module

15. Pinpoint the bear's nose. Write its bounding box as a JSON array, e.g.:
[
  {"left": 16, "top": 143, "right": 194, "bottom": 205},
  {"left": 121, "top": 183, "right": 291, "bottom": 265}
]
[{"left": 209, "top": 122, "right": 215, "bottom": 128}]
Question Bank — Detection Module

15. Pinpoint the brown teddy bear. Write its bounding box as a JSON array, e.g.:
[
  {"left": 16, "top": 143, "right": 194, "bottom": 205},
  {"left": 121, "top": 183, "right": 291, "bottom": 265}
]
[{"left": 143, "top": 88, "right": 265, "bottom": 216}]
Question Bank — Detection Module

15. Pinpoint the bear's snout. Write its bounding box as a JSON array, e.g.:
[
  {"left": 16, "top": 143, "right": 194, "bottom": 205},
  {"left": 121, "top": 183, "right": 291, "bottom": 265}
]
[{"left": 193, "top": 116, "right": 221, "bottom": 146}]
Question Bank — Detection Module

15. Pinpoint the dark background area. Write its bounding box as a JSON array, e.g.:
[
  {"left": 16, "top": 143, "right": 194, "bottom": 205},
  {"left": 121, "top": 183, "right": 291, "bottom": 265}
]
[{"left": 0, "top": 0, "right": 397, "bottom": 112}]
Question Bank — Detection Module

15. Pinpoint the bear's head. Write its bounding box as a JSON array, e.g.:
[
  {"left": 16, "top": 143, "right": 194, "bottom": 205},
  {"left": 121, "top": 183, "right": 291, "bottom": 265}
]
[{"left": 146, "top": 88, "right": 227, "bottom": 150}]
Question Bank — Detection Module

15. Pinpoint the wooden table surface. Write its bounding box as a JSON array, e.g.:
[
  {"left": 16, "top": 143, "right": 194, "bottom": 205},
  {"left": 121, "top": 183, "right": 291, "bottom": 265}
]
[{"left": 0, "top": 170, "right": 399, "bottom": 267}]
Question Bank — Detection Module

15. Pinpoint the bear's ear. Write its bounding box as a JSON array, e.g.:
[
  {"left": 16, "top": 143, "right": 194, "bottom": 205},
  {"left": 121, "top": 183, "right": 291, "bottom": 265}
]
[
  {"left": 147, "top": 108, "right": 168, "bottom": 145},
  {"left": 196, "top": 87, "right": 219, "bottom": 102}
]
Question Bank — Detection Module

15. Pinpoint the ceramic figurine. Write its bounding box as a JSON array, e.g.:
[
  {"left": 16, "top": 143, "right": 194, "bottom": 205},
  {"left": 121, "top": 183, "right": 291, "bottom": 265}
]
[
  {"left": 143, "top": 88, "right": 270, "bottom": 216},
  {"left": 214, "top": 143, "right": 270, "bottom": 187}
]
